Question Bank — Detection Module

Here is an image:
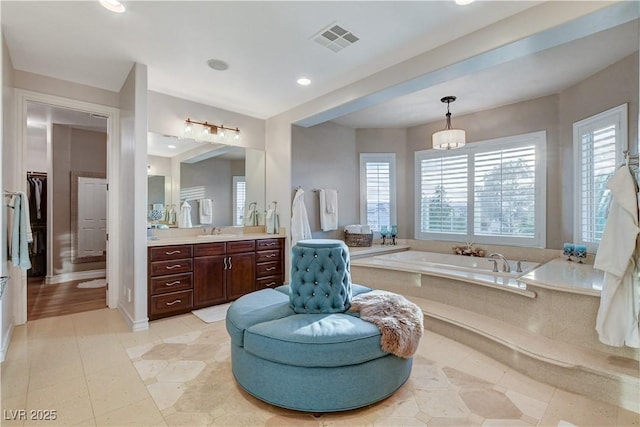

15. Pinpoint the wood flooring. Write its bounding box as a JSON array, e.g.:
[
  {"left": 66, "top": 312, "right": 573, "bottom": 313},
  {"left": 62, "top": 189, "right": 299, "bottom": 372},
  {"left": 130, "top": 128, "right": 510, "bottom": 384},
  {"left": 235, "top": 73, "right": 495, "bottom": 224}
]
[{"left": 27, "top": 277, "right": 107, "bottom": 321}]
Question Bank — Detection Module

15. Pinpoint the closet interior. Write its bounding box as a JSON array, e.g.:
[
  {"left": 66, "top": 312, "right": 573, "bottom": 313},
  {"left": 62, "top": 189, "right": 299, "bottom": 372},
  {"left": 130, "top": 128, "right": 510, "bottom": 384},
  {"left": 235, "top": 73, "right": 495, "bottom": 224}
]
[{"left": 27, "top": 171, "right": 47, "bottom": 277}]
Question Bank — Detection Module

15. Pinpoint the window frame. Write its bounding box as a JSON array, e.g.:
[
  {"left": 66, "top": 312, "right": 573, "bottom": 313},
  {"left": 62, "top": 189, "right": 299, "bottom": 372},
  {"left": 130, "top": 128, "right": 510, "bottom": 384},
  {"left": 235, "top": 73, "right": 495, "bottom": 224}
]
[
  {"left": 414, "top": 131, "right": 547, "bottom": 247},
  {"left": 573, "top": 103, "right": 627, "bottom": 253},
  {"left": 232, "top": 175, "right": 246, "bottom": 226},
  {"left": 359, "top": 153, "right": 397, "bottom": 234}
]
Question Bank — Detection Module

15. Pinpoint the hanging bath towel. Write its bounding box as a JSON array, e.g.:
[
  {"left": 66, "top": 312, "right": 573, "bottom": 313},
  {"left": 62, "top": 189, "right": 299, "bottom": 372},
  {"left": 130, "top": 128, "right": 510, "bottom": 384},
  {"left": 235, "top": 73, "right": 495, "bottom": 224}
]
[
  {"left": 199, "top": 198, "right": 213, "bottom": 224},
  {"left": 319, "top": 189, "right": 338, "bottom": 231},
  {"left": 179, "top": 200, "right": 193, "bottom": 228},
  {"left": 291, "top": 189, "right": 312, "bottom": 245},
  {"left": 266, "top": 202, "right": 279, "bottom": 234},
  {"left": 9, "top": 193, "right": 32, "bottom": 270},
  {"left": 594, "top": 165, "right": 640, "bottom": 348},
  {"left": 243, "top": 202, "right": 257, "bottom": 226}
]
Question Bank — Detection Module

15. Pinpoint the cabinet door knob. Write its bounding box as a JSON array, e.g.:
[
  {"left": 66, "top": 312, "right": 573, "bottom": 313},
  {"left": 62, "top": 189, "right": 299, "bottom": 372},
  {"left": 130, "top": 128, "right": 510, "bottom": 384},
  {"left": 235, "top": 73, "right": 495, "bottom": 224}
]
[
  {"left": 228, "top": 257, "right": 233, "bottom": 269},
  {"left": 266, "top": 266, "right": 276, "bottom": 271},
  {"left": 165, "top": 299, "right": 181, "bottom": 306},
  {"left": 223, "top": 257, "right": 228, "bottom": 270},
  {"left": 165, "top": 250, "right": 181, "bottom": 255},
  {"left": 165, "top": 281, "right": 180, "bottom": 286},
  {"left": 265, "top": 254, "right": 276, "bottom": 258},
  {"left": 265, "top": 242, "right": 276, "bottom": 246},
  {"left": 165, "top": 264, "right": 182, "bottom": 270},
  {"left": 266, "top": 282, "right": 276, "bottom": 287}
]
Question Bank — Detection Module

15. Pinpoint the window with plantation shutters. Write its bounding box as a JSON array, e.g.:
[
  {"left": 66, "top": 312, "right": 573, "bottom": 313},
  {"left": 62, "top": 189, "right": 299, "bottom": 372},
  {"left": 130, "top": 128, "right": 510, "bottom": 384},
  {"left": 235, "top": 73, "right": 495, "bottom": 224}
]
[
  {"left": 474, "top": 146, "right": 536, "bottom": 238},
  {"left": 359, "top": 153, "right": 396, "bottom": 232},
  {"left": 573, "top": 104, "right": 627, "bottom": 252},
  {"left": 233, "top": 176, "right": 246, "bottom": 226},
  {"left": 415, "top": 131, "right": 546, "bottom": 247},
  {"left": 418, "top": 155, "right": 468, "bottom": 234}
]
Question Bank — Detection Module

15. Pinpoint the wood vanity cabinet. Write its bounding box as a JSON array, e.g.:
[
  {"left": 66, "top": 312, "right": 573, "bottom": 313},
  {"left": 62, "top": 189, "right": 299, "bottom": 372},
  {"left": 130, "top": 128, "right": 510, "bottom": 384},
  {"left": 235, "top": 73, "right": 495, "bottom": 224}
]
[
  {"left": 148, "top": 245, "right": 194, "bottom": 320},
  {"left": 193, "top": 240, "right": 256, "bottom": 308},
  {"left": 225, "top": 240, "right": 256, "bottom": 301},
  {"left": 255, "top": 238, "right": 284, "bottom": 290},
  {"left": 148, "top": 237, "right": 285, "bottom": 320},
  {"left": 193, "top": 242, "right": 226, "bottom": 308}
]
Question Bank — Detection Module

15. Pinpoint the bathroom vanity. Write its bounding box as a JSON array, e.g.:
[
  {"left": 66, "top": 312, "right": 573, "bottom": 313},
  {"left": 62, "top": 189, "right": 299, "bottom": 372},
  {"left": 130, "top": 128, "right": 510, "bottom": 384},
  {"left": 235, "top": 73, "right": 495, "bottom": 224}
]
[{"left": 147, "top": 235, "right": 285, "bottom": 320}]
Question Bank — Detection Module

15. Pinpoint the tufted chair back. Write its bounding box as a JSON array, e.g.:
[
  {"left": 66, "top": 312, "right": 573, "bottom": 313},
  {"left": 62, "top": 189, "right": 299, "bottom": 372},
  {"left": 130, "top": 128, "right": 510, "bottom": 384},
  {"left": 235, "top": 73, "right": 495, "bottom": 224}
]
[{"left": 289, "top": 239, "right": 352, "bottom": 314}]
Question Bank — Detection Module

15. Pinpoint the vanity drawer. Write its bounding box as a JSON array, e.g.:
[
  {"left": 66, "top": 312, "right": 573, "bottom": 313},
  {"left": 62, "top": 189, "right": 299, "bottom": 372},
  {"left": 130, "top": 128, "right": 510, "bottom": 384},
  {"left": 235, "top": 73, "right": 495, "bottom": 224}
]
[
  {"left": 256, "top": 261, "right": 282, "bottom": 277},
  {"left": 256, "top": 239, "right": 282, "bottom": 250},
  {"left": 194, "top": 242, "right": 226, "bottom": 257},
  {"left": 255, "top": 249, "right": 281, "bottom": 263},
  {"left": 150, "top": 259, "right": 193, "bottom": 276},
  {"left": 150, "top": 245, "right": 193, "bottom": 261},
  {"left": 227, "top": 240, "right": 255, "bottom": 254},
  {"left": 149, "top": 290, "right": 193, "bottom": 318},
  {"left": 150, "top": 272, "right": 192, "bottom": 295},
  {"left": 256, "top": 275, "right": 284, "bottom": 290}
]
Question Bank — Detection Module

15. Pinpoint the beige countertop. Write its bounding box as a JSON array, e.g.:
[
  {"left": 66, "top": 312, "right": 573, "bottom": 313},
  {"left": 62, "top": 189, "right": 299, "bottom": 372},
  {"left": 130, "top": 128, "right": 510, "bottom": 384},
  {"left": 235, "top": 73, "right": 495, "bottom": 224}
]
[
  {"left": 147, "top": 233, "right": 284, "bottom": 247},
  {"left": 519, "top": 257, "right": 603, "bottom": 297}
]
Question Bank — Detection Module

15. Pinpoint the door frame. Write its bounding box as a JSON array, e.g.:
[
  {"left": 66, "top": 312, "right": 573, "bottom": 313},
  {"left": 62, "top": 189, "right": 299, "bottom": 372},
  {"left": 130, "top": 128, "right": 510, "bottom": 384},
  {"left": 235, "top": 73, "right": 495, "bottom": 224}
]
[{"left": 14, "top": 89, "right": 121, "bottom": 324}]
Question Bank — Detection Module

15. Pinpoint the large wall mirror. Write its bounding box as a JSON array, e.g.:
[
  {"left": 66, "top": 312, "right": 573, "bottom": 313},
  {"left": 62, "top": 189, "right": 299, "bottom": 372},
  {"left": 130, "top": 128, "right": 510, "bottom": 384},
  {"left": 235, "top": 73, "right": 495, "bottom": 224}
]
[{"left": 147, "top": 132, "right": 265, "bottom": 228}]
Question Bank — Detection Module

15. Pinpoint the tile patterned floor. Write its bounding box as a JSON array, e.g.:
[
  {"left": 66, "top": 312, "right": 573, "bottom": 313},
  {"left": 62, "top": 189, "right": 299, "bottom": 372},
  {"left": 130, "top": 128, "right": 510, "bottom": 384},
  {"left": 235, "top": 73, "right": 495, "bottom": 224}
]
[{"left": 1, "top": 308, "right": 638, "bottom": 426}]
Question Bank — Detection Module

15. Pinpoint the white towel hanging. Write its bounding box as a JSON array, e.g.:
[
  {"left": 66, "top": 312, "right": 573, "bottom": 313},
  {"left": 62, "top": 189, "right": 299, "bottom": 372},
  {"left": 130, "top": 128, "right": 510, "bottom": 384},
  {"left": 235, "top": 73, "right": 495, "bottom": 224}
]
[
  {"left": 199, "top": 198, "right": 213, "bottom": 224},
  {"left": 319, "top": 189, "right": 338, "bottom": 231},
  {"left": 179, "top": 200, "right": 193, "bottom": 228}
]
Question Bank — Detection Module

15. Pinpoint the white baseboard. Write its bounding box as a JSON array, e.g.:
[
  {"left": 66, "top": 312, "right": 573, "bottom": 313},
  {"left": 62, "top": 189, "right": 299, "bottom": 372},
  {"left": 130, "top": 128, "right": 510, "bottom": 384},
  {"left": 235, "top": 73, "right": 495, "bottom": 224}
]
[
  {"left": 0, "top": 321, "right": 15, "bottom": 363},
  {"left": 45, "top": 269, "right": 106, "bottom": 285},
  {"left": 118, "top": 304, "right": 149, "bottom": 332}
]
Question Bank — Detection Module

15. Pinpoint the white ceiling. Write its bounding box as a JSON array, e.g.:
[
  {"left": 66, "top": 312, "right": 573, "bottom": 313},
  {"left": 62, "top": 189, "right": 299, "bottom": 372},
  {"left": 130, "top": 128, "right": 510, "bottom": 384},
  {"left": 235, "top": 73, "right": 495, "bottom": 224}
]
[{"left": 2, "top": 1, "right": 638, "bottom": 131}]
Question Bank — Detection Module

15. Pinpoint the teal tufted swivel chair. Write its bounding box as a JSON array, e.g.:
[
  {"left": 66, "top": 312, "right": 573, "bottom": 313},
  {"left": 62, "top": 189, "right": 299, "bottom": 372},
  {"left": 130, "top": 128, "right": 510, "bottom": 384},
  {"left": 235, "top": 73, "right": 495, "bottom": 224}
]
[{"left": 289, "top": 239, "right": 352, "bottom": 314}]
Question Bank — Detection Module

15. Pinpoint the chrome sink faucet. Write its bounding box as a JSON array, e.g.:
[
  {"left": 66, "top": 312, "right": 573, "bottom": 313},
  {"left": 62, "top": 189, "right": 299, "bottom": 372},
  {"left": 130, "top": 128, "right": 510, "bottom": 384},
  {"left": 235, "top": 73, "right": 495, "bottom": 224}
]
[{"left": 489, "top": 253, "right": 511, "bottom": 273}]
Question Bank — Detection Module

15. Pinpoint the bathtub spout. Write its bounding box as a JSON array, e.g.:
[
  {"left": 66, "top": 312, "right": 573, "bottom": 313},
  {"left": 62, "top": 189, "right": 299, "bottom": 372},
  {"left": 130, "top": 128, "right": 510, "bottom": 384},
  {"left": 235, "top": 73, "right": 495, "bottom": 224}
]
[{"left": 489, "top": 253, "right": 511, "bottom": 273}]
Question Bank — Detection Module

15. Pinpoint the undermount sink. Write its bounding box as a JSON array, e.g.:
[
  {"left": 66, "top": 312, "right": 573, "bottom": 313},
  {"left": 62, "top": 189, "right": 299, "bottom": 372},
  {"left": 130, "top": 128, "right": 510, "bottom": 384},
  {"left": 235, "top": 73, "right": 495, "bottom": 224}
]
[{"left": 196, "top": 234, "right": 238, "bottom": 239}]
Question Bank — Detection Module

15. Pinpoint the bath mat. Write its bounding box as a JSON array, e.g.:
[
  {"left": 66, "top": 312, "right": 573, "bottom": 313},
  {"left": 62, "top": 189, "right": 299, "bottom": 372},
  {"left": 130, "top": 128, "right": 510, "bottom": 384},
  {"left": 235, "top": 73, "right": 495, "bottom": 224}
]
[
  {"left": 192, "top": 303, "right": 232, "bottom": 323},
  {"left": 77, "top": 278, "right": 107, "bottom": 288}
]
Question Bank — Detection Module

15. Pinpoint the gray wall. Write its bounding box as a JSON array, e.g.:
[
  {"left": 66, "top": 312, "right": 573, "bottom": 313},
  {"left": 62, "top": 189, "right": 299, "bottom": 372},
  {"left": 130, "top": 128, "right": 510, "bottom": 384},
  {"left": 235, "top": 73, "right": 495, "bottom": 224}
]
[
  {"left": 291, "top": 122, "right": 358, "bottom": 239},
  {"left": 407, "top": 94, "right": 560, "bottom": 247},
  {"left": 52, "top": 125, "right": 107, "bottom": 274},
  {"left": 291, "top": 52, "right": 638, "bottom": 250},
  {"left": 356, "top": 128, "right": 410, "bottom": 238},
  {"left": 558, "top": 52, "right": 639, "bottom": 242},
  {"left": 1, "top": 31, "right": 17, "bottom": 360},
  {"left": 180, "top": 157, "right": 245, "bottom": 227}
]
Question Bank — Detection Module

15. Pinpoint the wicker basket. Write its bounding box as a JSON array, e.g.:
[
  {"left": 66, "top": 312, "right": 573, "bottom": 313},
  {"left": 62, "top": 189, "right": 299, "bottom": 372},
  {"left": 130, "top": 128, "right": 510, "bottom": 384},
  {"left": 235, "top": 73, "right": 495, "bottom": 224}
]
[{"left": 344, "top": 231, "right": 373, "bottom": 247}]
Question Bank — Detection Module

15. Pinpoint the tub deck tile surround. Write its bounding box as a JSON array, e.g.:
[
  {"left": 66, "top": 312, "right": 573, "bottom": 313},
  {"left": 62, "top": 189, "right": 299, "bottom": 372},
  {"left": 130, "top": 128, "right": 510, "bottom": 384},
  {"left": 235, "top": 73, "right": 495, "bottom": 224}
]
[
  {"left": 519, "top": 257, "right": 604, "bottom": 296},
  {"left": 350, "top": 247, "right": 640, "bottom": 414}
]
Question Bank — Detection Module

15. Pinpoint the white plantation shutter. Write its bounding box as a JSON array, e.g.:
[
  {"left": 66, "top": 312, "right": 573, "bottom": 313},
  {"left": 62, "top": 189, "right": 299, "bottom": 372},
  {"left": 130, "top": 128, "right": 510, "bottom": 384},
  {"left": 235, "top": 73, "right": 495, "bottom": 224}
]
[
  {"left": 574, "top": 104, "right": 627, "bottom": 251},
  {"left": 415, "top": 131, "right": 546, "bottom": 246},
  {"left": 474, "top": 146, "right": 536, "bottom": 238},
  {"left": 233, "top": 176, "right": 246, "bottom": 226},
  {"left": 419, "top": 155, "right": 468, "bottom": 234},
  {"left": 360, "top": 154, "right": 396, "bottom": 232}
]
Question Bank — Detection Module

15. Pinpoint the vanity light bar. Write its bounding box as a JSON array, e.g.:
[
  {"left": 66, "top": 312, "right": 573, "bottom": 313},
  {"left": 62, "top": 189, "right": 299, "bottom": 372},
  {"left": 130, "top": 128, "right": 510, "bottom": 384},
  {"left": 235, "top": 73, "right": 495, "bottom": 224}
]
[{"left": 184, "top": 118, "right": 240, "bottom": 136}]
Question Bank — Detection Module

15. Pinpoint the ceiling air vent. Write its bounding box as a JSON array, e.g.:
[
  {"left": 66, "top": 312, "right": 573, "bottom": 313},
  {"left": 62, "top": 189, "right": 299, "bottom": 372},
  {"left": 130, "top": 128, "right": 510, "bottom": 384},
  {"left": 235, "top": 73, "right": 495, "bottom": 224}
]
[{"left": 313, "top": 23, "right": 359, "bottom": 53}]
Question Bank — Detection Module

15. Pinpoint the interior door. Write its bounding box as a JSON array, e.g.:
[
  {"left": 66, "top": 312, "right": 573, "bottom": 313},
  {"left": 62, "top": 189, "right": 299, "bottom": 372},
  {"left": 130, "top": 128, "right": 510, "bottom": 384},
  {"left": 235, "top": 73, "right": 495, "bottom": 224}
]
[{"left": 77, "top": 177, "right": 108, "bottom": 258}]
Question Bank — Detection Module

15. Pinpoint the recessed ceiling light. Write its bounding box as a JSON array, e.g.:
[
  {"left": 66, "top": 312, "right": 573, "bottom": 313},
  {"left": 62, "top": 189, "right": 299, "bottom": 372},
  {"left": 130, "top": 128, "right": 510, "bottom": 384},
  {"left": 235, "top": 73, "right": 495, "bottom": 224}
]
[
  {"left": 99, "top": 0, "right": 126, "bottom": 13},
  {"left": 454, "top": 0, "right": 475, "bottom": 5},
  {"left": 167, "top": 145, "right": 176, "bottom": 149},
  {"left": 297, "top": 77, "right": 311, "bottom": 86},
  {"left": 207, "top": 59, "right": 229, "bottom": 71}
]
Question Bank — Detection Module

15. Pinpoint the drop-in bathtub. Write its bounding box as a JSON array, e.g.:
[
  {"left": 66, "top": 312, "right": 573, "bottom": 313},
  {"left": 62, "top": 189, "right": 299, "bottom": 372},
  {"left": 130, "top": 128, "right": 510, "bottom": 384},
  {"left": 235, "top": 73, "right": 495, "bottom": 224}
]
[
  {"left": 350, "top": 250, "right": 541, "bottom": 297},
  {"left": 373, "top": 250, "right": 539, "bottom": 277}
]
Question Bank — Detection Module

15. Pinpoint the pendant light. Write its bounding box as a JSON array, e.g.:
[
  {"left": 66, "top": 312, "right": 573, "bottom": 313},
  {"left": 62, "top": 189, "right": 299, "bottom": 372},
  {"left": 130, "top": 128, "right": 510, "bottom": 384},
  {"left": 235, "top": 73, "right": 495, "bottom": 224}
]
[{"left": 432, "top": 96, "right": 466, "bottom": 150}]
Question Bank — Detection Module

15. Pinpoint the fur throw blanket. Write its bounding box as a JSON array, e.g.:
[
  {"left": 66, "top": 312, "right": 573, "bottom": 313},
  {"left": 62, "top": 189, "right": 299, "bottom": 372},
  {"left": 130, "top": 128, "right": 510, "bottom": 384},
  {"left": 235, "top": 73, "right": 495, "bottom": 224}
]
[{"left": 349, "top": 290, "right": 423, "bottom": 358}]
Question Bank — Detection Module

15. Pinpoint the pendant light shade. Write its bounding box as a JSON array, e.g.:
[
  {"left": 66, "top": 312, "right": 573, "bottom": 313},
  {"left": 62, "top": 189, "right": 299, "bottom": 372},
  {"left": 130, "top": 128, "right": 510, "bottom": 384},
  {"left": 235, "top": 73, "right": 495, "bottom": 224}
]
[{"left": 432, "top": 96, "right": 466, "bottom": 150}]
